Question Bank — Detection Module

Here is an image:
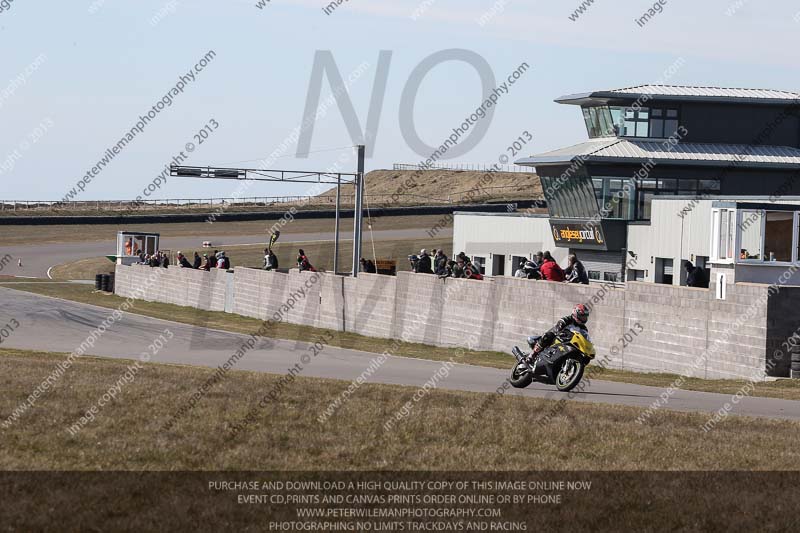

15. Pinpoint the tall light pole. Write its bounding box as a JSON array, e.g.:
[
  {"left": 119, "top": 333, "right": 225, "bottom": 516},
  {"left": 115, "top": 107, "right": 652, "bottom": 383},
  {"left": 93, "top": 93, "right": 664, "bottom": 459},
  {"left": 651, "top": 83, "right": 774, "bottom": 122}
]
[
  {"left": 333, "top": 174, "right": 341, "bottom": 274},
  {"left": 351, "top": 144, "right": 366, "bottom": 277}
]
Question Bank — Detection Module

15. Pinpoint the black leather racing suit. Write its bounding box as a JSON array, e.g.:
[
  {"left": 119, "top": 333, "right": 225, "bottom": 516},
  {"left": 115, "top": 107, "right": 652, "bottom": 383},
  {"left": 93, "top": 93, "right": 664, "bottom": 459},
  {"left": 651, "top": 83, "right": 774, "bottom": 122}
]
[{"left": 527, "top": 315, "right": 589, "bottom": 360}]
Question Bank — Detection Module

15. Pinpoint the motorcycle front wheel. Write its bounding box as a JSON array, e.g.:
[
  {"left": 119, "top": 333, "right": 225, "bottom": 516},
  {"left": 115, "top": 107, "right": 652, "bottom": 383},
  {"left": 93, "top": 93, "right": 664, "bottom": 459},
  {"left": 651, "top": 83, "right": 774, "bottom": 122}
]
[
  {"left": 555, "top": 358, "right": 585, "bottom": 392},
  {"left": 509, "top": 362, "right": 533, "bottom": 389}
]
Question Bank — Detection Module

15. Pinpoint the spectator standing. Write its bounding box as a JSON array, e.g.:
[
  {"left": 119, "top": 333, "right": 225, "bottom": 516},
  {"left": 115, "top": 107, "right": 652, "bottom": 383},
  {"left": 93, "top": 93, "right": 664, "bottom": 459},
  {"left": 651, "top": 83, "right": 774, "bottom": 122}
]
[
  {"left": 453, "top": 258, "right": 466, "bottom": 278},
  {"left": 514, "top": 260, "right": 527, "bottom": 278},
  {"left": 201, "top": 253, "right": 212, "bottom": 271},
  {"left": 297, "top": 249, "right": 316, "bottom": 272},
  {"left": 438, "top": 260, "right": 456, "bottom": 279},
  {"left": 531, "top": 252, "right": 544, "bottom": 269},
  {"left": 523, "top": 260, "right": 541, "bottom": 280},
  {"left": 565, "top": 254, "right": 589, "bottom": 284},
  {"left": 408, "top": 255, "right": 419, "bottom": 272},
  {"left": 433, "top": 249, "right": 448, "bottom": 276},
  {"left": 264, "top": 249, "right": 279, "bottom": 271},
  {"left": 193, "top": 252, "right": 202, "bottom": 269},
  {"left": 466, "top": 262, "right": 484, "bottom": 280},
  {"left": 539, "top": 251, "right": 565, "bottom": 282},
  {"left": 516, "top": 252, "right": 544, "bottom": 280},
  {"left": 459, "top": 255, "right": 483, "bottom": 280},
  {"left": 685, "top": 261, "right": 708, "bottom": 288},
  {"left": 360, "top": 257, "right": 376, "bottom": 273},
  {"left": 416, "top": 249, "right": 433, "bottom": 274},
  {"left": 177, "top": 252, "right": 193, "bottom": 269}
]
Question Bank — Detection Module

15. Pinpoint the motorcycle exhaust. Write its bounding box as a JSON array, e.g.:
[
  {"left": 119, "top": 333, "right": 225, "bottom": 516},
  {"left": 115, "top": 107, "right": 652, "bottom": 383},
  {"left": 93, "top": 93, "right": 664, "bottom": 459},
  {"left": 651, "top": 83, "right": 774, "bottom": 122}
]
[{"left": 511, "top": 346, "right": 525, "bottom": 362}]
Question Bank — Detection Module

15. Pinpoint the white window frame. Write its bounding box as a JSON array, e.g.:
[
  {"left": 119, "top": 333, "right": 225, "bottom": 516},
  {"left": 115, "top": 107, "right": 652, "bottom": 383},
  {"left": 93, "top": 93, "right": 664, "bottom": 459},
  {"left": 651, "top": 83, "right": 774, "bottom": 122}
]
[
  {"left": 735, "top": 209, "right": 800, "bottom": 266},
  {"left": 711, "top": 208, "right": 736, "bottom": 264},
  {"left": 736, "top": 209, "right": 764, "bottom": 263}
]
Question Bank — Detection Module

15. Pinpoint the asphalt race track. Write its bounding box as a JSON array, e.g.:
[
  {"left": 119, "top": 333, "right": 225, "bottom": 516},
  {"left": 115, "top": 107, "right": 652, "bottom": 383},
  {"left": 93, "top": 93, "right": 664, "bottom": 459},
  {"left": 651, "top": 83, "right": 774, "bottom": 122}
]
[
  {"left": 4, "top": 227, "right": 450, "bottom": 279},
  {"left": 2, "top": 286, "right": 799, "bottom": 422}
]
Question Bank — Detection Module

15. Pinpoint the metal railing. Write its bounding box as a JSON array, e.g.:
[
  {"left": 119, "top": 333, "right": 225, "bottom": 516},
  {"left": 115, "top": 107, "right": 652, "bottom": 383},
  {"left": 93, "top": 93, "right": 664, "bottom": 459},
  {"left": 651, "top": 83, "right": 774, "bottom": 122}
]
[{"left": 392, "top": 162, "right": 534, "bottom": 173}]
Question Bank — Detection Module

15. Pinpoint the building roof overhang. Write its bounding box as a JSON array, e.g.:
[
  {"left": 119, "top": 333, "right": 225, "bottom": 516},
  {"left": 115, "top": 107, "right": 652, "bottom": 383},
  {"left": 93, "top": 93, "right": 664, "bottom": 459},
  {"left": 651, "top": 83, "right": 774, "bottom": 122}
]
[
  {"left": 555, "top": 85, "right": 800, "bottom": 107},
  {"left": 516, "top": 138, "right": 800, "bottom": 171}
]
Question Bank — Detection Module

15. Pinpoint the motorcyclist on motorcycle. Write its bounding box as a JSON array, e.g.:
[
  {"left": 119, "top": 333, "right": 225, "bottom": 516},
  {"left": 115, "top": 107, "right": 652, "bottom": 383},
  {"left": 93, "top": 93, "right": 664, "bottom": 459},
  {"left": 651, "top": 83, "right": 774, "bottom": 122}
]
[{"left": 526, "top": 304, "right": 590, "bottom": 365}]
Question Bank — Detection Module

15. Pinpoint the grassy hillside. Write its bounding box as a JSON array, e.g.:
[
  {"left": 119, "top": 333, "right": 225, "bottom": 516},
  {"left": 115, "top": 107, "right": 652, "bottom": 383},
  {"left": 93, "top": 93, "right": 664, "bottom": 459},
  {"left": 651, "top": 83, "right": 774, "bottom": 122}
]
[{"left": 316, "top": 169, "right": 542, "bottom": 204}]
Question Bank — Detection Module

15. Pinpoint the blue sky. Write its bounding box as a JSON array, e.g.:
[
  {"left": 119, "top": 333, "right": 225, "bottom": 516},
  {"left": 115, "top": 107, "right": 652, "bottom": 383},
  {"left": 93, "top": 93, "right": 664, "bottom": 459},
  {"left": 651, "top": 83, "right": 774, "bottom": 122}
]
[{"left": 2, "top": 0, "right": 800, "bottom": 200}]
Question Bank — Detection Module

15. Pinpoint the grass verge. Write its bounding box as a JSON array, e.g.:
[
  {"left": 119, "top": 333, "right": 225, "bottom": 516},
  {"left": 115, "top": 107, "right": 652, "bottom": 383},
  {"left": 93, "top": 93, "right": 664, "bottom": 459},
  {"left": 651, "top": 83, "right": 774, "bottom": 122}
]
[
  {"left": 1, "top": 348, "right": 799, "bottom": 470},
  {"left": 5, "top": 282, "right": 800, "bottom": 401}
]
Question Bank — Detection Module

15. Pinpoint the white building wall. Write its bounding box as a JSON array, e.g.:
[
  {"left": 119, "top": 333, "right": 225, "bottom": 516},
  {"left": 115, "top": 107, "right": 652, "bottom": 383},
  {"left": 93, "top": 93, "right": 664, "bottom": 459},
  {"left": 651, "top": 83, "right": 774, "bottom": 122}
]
[
  {"left": 625, "top": 198, "right": 713, "bottom": 286},
  {"left": 452, "top": 213, "right": 567, "bottom": 276}
]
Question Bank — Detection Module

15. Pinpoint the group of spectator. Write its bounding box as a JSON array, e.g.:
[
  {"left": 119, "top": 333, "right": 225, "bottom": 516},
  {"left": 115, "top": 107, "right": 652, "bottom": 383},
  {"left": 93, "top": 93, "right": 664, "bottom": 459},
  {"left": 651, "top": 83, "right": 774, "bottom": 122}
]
[
  {"left": 261, "top": 248, "right": 318, "bottom": 272},
  {"left": 513, "top": 252, "right": 589, "bottom": 284},
  {"left": 405, "top": 249, "right": 588, "bottom": 284},
  {"left": 140, "top": 250, "right": 230, "bottom": 270},
  {"left": 407, "top": 249, "right": 484, "bottom": 280},
  {"left": 137, "top": 251, "right": 170, "bottom": 268}
]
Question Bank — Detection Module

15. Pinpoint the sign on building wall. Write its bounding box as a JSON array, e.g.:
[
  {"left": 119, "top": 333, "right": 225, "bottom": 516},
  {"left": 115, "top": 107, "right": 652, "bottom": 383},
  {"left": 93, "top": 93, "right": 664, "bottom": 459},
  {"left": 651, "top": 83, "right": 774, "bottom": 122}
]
[{"left": 549, "top": 222, "right": 607, "bottom": 250}]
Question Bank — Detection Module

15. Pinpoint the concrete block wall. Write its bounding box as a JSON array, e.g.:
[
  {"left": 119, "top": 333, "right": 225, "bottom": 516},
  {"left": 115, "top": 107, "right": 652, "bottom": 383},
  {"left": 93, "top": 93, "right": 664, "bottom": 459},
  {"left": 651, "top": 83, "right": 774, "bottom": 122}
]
[
  {"left": 344, "top": 273, "right": 396, "bottom": 340},
  {"left": 318, "top": 273, "right": 345, "bottom": 332},
  {"left": 115, "top": 264, "right": 230, "bottom": 311},
  {"left": 440, "top": 277, "right": 497, "bottom": 350},
  {"left": 284, "top": 270, "right": 322, "bottom": 326},
  {"left": 113, "top": 265, "right": 133, "bottom": 298},
  {"left": 232, "top": 267, "right": 263, "bottom": 319},
  {"left": 624, "top": 283, "right": 712, "bottom": 377},
  {"left": 114, "top": 264, "right": 159, "bottom": 302},
  {"left": 114, "top": 264, "right": 781, "bottom": 380},
  {"left": 706, "top": 283, "right": 769, "bottom": 379},
  {"left": 490, "top": 277, "right": 556, "bottom": 354},
  {"left": 256, "top": 269, "right": 288, "bottom": 321},
  {"left": 202, "top": 268, "right": 229, "bottom": 312},
  {"left": 392, "top": 272, "right": 444, "bottom": 346}
]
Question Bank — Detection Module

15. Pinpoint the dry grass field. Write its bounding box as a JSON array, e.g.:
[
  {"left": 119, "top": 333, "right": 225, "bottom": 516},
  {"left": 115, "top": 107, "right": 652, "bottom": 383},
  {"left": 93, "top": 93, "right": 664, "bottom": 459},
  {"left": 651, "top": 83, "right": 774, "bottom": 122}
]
[{"left": 1, "top": 348, "right": 798, "bottom": 471}]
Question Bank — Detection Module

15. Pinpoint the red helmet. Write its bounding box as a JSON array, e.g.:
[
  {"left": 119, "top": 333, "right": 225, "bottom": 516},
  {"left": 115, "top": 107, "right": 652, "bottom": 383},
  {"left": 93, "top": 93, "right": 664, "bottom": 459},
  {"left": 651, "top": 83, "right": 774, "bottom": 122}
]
[{"left": 572, "top": 304, "right": 590, "bottom": 325}]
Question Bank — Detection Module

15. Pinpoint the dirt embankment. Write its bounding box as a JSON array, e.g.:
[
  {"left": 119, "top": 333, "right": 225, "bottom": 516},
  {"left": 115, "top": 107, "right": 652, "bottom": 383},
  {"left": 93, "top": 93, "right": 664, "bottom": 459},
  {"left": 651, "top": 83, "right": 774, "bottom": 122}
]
[{"left": 316, "top": 169, "right": 543, "bottom": 204}]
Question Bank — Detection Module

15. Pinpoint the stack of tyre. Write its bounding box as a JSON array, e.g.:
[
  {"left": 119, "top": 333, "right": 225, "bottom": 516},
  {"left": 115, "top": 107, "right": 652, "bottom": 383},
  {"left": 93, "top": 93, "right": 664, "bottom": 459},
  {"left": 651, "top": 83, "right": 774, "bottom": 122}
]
[{"left": 95, "top": 273, "right": 115, "bottom": 293}]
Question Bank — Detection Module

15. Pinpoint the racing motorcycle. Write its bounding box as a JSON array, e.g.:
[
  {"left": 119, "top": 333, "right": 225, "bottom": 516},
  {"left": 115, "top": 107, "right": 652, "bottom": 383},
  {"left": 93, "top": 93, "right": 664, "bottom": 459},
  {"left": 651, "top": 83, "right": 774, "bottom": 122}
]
[{"left": 509, "top": 328, "right": 596, "bottom": 392}]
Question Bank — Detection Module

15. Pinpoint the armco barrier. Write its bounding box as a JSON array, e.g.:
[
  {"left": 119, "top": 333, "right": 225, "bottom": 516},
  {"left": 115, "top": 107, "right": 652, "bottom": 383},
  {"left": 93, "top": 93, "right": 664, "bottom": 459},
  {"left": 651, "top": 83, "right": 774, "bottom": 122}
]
[{"left": 114, "top": 264, "right": 782, "bottom": 380}]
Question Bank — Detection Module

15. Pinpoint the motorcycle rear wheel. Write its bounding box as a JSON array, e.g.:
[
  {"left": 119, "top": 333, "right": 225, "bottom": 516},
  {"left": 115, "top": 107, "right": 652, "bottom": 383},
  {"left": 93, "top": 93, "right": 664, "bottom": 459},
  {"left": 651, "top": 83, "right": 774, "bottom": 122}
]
[
  {"left": 555, "top": 358, "right": 585, "bottom": 392},
  {"left": 510, "top": 362, "right": 533, "bottom": 389}
]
